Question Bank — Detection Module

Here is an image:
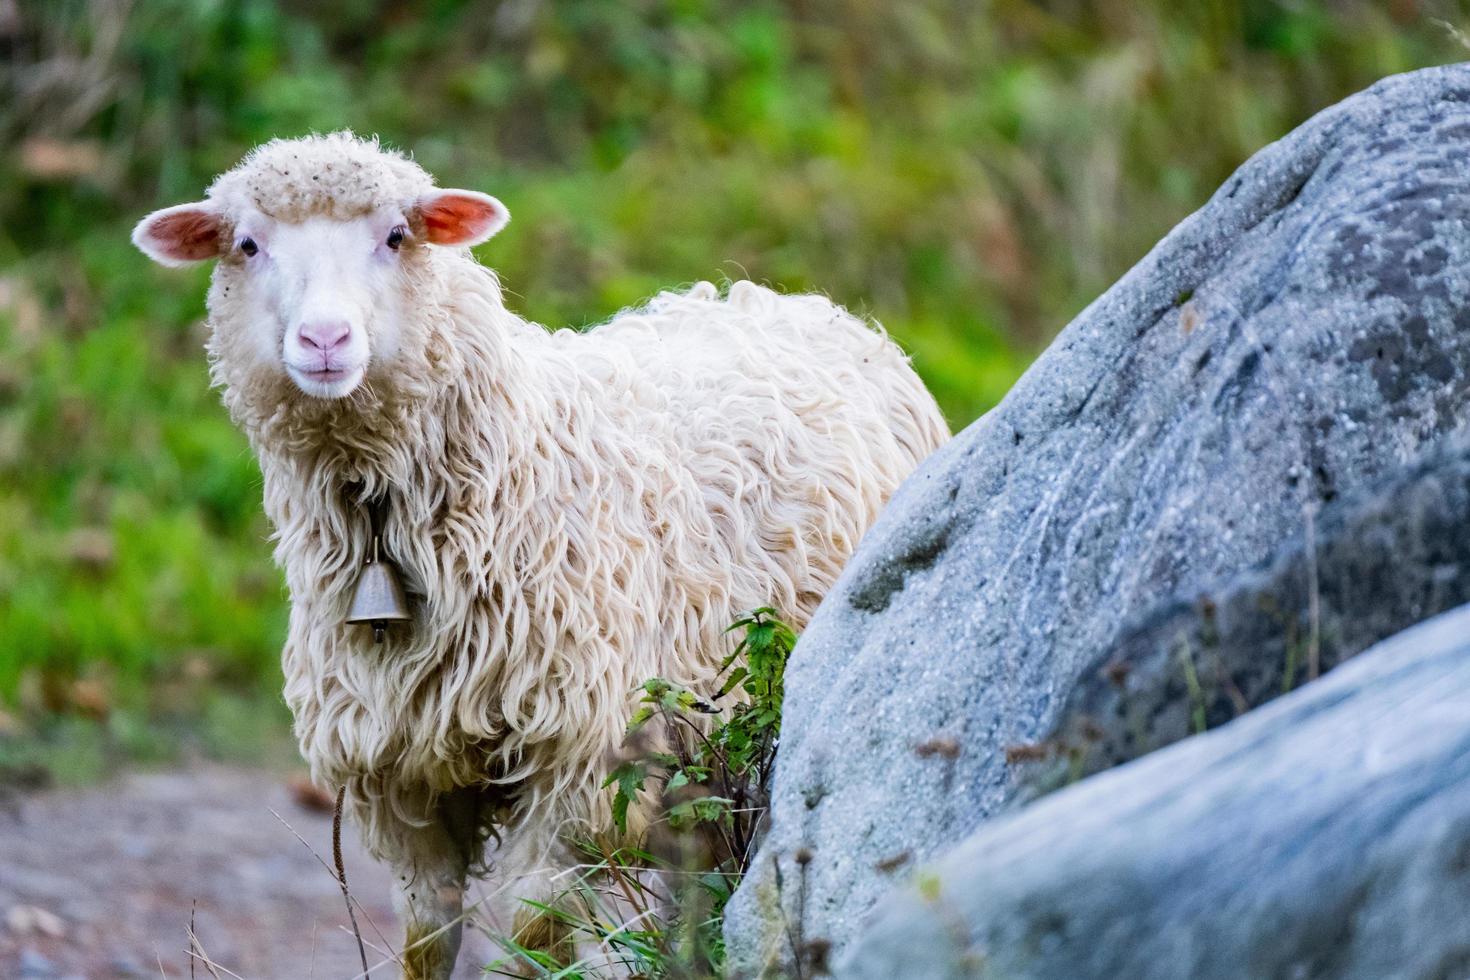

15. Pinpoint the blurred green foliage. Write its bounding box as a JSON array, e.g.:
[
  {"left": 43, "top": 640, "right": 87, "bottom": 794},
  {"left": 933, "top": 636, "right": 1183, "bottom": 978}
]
[{"left": 2, "top": 0, "right": 1469, "bottom": 742}]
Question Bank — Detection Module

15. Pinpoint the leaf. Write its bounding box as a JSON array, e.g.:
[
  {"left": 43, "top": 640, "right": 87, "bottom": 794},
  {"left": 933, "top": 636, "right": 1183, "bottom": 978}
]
[
  {"left": 605, "top": 758, "right": 651, "bottom": 834},
  {"left": 611, "top": 791, "right": 630, "bottom": 835},
  {"left": 667, "top": 795, "right": 735, "bottom": 830},
  {"left": 719, "top": 641, "right": 747, "bottom": 673},
  {"left": 626, "top": 705, "right": 655, "bottom": 733},
  {"left": 716, "top": 666, "right": 748, "bottom": 698},
  {"left": 640, "top": 677, "right": 674, "bottom": 700}
]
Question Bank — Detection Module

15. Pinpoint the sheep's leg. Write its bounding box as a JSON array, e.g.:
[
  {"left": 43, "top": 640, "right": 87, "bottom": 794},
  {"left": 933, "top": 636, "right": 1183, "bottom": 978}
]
[
  {"left": 490, "top": 824, "right": 578, "bottom": 972},
  {"left": 507, "top": 873, "right": 575, "bottom": 966},
  {"left": 391, "top": 789, "right": 480, "bottom": 980},
  {"left": 398, "top": 860, "right": 465, "bottom": 980}
]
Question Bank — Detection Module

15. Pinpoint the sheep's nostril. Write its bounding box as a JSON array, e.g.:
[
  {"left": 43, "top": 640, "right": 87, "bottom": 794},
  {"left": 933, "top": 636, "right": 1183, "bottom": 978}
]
[{"left": 298, "top": 320, "right": 352, "bottom": 353}]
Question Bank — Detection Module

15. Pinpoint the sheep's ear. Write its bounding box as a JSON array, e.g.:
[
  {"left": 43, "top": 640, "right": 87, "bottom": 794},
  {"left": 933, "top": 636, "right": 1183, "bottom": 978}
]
[
  {"left": 415, "top": 190, "right": 509, "bottom": 247},
  {"left": 132, "top": 202, "right": 226, "bottom": 266}
]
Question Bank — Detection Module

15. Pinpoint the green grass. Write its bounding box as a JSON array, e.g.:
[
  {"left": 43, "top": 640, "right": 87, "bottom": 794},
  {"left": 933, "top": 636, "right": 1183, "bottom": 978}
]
[
  {"left": 0, "top": 694, "right": 298, "bottom": 788},
  {"left": 4, "top": 0, "right": 1470, "bottom": 746}
]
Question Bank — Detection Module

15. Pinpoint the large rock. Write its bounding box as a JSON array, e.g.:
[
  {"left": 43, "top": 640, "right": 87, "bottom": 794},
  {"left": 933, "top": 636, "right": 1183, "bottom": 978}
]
[
  {"left": 725, "top": 64, "right": 1470, "bottom": 975},
  {"left": 1018, "top": 432, "right": 1470, "bottom": 801},
  {"left": 837, "top": 603, "right": 1470, "bottom": 979}
]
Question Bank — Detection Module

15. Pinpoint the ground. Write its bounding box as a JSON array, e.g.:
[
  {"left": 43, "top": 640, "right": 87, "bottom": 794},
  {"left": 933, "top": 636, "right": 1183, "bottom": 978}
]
[{"left": 0, "top": 765, "right": 502, "bottom": 979}]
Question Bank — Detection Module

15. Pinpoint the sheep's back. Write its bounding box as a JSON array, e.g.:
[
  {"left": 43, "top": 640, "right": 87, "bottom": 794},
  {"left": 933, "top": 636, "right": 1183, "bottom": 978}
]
[{"left": 582, "top": 280, "right": 950, "bottom": 631}]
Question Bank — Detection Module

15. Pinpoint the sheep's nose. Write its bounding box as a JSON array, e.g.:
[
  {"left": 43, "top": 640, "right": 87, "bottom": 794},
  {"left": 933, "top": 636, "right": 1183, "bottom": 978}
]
[{"left": 298, "top": 319, "right": 351, "bottom": 354}]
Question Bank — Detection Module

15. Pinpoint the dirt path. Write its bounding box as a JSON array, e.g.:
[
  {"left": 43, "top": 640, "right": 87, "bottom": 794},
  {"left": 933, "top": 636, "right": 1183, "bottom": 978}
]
[{"left": 0, "top": 765, "right": 504, "bottom": 979}]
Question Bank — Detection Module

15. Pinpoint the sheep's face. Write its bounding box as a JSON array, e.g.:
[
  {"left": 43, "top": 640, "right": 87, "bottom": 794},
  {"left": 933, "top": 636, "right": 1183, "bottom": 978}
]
[{"left": 132, "top": 189, "right": 507, "bottom": 400}]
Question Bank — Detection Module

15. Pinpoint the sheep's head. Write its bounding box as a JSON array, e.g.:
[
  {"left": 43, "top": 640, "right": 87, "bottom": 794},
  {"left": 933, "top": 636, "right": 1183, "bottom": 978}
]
[{"left": 132, "top": 132, "right": 507, "bottom": 400}]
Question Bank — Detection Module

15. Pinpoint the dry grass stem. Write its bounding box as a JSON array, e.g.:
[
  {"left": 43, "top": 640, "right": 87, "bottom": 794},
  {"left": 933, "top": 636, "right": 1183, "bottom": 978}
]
[{"left": 266, "top": 803, "right": 397, "bottom": 973}]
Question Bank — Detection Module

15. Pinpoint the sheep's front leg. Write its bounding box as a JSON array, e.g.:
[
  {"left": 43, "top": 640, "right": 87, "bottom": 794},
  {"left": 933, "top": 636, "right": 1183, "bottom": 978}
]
[
  {"left": 388, "top": 789, "right": 480, "bottom": 980},
  {"left": 397, "top": 858, "right": 465, "bottom": 980}
]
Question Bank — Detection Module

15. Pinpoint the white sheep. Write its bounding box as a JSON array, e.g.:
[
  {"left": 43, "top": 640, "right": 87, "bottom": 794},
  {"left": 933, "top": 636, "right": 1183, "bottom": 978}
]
[{"left": 133, "top": 131, "right": 948, "bottom": 978}]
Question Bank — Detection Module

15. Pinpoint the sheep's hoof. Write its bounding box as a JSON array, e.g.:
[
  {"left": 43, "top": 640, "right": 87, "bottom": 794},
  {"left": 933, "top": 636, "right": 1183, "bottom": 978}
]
[
  {"left": 509, "top": 905, "right": 575, "bottom": 971},
  {"left": 402, "top": 924, "right": 452, "bottom": 980}
]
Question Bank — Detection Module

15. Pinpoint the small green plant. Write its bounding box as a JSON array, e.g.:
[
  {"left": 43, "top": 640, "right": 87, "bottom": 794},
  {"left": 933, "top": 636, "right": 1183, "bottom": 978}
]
[
  {"left": 1175, "top": 636, "right": 1209, "bottom": 736},
  {"left": 487, "top": 608, "right": 796, "bottom": 979}
]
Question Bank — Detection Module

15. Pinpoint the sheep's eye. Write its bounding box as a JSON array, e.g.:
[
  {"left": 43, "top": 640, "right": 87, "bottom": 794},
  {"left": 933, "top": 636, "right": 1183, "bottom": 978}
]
[
  {"left": 239, "top": 237, "right": 258, "bottom": 257},
  {"left": 386, "top": 226, "right": 406, "bottom": 250}
]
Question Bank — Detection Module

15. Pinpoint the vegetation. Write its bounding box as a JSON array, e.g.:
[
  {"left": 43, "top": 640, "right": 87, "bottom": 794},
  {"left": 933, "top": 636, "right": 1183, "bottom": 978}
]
[
  {"left": 489, "top": 608, "right": 796, "bottom": 979},
  {"left": 4, "top": 0, "right": 1470, "bottom": 756}
]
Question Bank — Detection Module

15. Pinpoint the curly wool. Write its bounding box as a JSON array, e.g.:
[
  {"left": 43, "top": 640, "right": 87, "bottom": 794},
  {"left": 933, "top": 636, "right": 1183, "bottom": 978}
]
[
  {"left": 204, "top": 140, "right": 950, "bottom": 867},
  {"left": 206, "top": 131, "right": 434, "bottom": 223}
]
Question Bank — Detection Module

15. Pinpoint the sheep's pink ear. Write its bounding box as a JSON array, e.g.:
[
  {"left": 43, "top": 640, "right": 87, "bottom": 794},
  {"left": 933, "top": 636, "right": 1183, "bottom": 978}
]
[
  {"left": 132, "top": 202, "right": 226, "bottom": 266},
  {"left": 415, "top": 190, "right": 509, "bottom": 247}
]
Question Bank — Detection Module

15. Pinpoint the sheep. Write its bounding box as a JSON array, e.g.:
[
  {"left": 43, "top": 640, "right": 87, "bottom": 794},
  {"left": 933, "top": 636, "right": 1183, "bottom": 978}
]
[{"left": 132, "top": 131, "right": 949, "bottom": 978}]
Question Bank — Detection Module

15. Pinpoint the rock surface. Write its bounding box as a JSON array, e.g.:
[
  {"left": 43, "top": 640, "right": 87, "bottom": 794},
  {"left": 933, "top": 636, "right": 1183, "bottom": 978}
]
[
  {"left": 1018, "top": 432, "right": 1470, "bottom": 801},
  {"left": 725, "top": 63, "right": 1470, "bottom": 974},
  {"left": 837, "top": 604, "right": 1470, "bottom": 979}
]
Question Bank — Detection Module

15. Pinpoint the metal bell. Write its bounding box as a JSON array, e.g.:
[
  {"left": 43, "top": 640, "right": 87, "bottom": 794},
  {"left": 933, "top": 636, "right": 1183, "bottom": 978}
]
[{"left": 346, "top": 536, "right": 411, "bottom": 643}]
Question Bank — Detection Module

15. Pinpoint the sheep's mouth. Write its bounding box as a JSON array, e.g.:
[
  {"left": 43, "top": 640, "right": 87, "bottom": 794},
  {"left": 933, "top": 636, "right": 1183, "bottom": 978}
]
[{"left": 286, "top": 362, "right": 367, "bottom": 399}]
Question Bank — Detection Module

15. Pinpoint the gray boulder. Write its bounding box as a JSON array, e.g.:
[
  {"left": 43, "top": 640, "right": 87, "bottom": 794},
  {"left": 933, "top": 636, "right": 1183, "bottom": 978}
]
[
  {"left": 837, "top": 603, "right": 1470, "bottom": 980},
  {"left": 1018, "top": 432, "right": 1470, "bottom": 801},
  {"left": 725, "top": 63, "right": 1470, "bottom": 975}
]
